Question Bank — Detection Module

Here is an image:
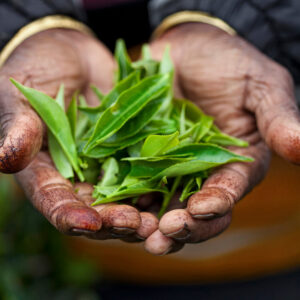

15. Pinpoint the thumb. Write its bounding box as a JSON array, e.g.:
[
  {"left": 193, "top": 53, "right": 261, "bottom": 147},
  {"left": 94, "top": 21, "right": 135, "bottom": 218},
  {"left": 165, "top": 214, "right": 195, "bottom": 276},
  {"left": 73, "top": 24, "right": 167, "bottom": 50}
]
[
  {"left": 248, "top": 65, "right": 300, "bottom": 164},
  {"left": 0, "top": 74, "right": 43, "bottom": 173}
]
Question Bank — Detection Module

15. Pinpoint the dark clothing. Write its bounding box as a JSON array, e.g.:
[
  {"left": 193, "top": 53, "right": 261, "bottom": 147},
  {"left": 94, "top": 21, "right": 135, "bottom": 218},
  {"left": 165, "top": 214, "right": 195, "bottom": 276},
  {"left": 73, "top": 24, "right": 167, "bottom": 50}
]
[
  {"left": 0, "top": 0, "right": 300, "bottom": 82},
  {"left": 149, "top": 0, "right": 300, "bottom": 83}
]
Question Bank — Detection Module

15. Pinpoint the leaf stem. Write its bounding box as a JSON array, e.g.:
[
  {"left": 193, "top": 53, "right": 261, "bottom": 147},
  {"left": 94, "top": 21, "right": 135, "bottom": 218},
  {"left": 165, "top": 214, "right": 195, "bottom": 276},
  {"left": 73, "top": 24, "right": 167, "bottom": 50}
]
[{"left": 158, "top": 176, "right": 182, "bottom": 218}]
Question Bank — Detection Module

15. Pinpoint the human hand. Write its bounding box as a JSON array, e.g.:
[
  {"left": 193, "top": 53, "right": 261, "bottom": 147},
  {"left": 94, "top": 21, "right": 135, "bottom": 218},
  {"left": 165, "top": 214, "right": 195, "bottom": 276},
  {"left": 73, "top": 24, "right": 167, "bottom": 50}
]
[
  {"left": 144, "top": 23, "right": 300, "bottom": 255},
  {"left": 0, "top": 29, "right": 158, "bottom": 240}
]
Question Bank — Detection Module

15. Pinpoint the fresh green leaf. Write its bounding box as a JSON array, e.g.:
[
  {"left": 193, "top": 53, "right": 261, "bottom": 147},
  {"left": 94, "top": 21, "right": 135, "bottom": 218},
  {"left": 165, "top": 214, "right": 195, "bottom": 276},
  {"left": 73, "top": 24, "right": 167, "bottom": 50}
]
[
  {"left": 67, "top": 93, "right": 77, "bottom": 139},
  {"left": 194, "top": 115, "right": 214, "bottom": 142},
  {"left": 140, "top": 131, "right": 179, "bottom": 157},
  {"left": 132, "top": 59, "right": 159, "bottom": 78},
  {"left": 100, "top": 70, "right": 140, "bottom": 110},
  {"left": 173, "top": 98, "right": 204, "bottom": 122},
  {"left": 158, "top": 176, "right": 181, "bottom": 217},
  {"left": 128, "top": 144, "right": 253, "bottom": 179},
  {"left": 91, "top": 84, "right": 104, "bottom": 102},
  {"left": 48, "top": 130, "right": 74, "bottom": 179},
  {"left": 204, "top": 126, "right": 249, "bottom": 147},
  {"left": 115, "top": 39, "right": 134, "bottom": 82},
  {"left": 78, "top": 71, "right": 140, "bottom": 122},
  {"left": 82, "top": 125, "right": 170, "bottom": 159},
  {"left": 180, "top": 103, "right": 186, "bottom": 135},
  {"left": 47, "top": 84, "right": 74, "bottom": 179},
  {"left": 159, "top": 45, "right": 174, "bottom": 75},
  {"left": 101, "top": 90, "right": 168, "bottom": 146},
  {"left": 83, "top": 74, "right": 170, "bottom": 152},
  {"left": 99, "top": 157, "right": 119, "bottom": 187},
  {"left": 81, "top": 158, "right": 100, "bottom": 184},
  {"left": 11, "top": 78, "right": 84, "bottom": 181},
  {"left": 142, "top": 44, "right": 151, "bottom": 60},
  {"left": 56, "top": 84, "right": 65, "bottom": 110},
  {"left": 92, "top": 178, "right": 168, "bottom": 205}
]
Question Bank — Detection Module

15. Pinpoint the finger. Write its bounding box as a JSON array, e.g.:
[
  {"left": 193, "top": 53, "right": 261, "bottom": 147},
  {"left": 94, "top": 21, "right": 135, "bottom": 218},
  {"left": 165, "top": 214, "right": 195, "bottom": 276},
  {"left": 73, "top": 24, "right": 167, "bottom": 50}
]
[
  {"left": 136, "top": 212, "right": 159, "bottom": 240},
  {"left": 159, "top": 208, "right": 232, "bottom": 243},
  {"left": 159, "top": 141, "right": 269, "bottom": 243},
  {"left": 144, "top": 229, "right": 184, "bottom": 256},
  {"left": 248, "top": 65, "right": 300, "bottom": 164},
  {"left": 137, "top": 192, "right": 186, "bottom": 216},
  {"left": 15, "top": 152, "right": 102, "bottom": 235},
  {"left": 120, "top": 212, "right": 159, "bottom": 243},
  {"left": 0, "top": 74, "right": 43, "bottom": 173},
  {"left": 74, "top": 182, "right": 142, "bottom": 239},
  {"left": 188, "top": 141, "right": 270, "bottom": 219}
]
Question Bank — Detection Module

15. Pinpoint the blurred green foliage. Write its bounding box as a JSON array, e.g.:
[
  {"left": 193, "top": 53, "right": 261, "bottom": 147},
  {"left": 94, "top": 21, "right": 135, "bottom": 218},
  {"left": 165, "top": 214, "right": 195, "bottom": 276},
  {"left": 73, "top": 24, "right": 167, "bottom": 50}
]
[{"left": 0, "top": 175, "right": 101, "bottom": 300}]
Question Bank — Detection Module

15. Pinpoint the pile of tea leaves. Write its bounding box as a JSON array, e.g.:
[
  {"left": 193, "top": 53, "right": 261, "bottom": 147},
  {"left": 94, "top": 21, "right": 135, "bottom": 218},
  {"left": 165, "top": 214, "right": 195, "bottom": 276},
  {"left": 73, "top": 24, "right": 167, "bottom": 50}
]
[{"left": 11, "top": 40, "right": 253, "bottom": 216}]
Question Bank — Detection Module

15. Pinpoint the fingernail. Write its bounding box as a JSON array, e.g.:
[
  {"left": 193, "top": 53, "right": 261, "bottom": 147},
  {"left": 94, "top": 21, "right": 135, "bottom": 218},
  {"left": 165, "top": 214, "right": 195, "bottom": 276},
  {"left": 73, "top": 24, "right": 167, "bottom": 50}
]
[
  {"left": 165, "top": 227, "right": 191, "bottom": 240},
  {"left": 110, "top": 226, "right": 136, "bottom": 237},
  {"left": 135, "top": 234, "right": 146, "bottom": 241},
  {"left": 70, "top": 228, "right": 96, "bottom": 235},
  {"left": 192, "top": 213, "right": 218, "bottom": 220}
]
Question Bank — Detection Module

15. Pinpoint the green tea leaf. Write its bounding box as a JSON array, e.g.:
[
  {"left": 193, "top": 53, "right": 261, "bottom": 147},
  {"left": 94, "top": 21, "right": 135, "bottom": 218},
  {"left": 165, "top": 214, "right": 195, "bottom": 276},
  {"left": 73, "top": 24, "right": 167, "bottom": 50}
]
[
  {"left": 164, "top": 144, "right": 253, "bottom": 162},
  {"left": 179, "top": 176, "right": 202, "bottom": 202},
  {"left": 92, "top": 178, "right": 167, "bottom": 205},
  {"left": 204, "top": 126, "right": 249, "bottom": 147},
  {"left": 48, "top": 130, "right": 74, "bottom": 179},
  {"left": 140, "top": 131, "right": 179, "bottom": 157},
  {"left": 158, "top": 176, "right": 181, "bottom": 217},
  {"left": 142, "top": 44, "right": 151, "bottom": 60},
  {"left": 83, "top": 125, "right": 170, "bottom": 159},
  {"left": 173, "top": 98, "right": 204, "bottom": 123},
  {"left": 159, "top": 45, "right": 174, "bottom": 75},
  {"left": 102, "top": 91, "right": 168, "bottom": 146},
  {"left": 78, "top": 71, "right": 140, "bottom": 122},
  {"left": 75, "top": 111, "right": 90, "bottom": 142},
  {"left": 47, "top": 84, "right": 74, "bottom": 179},
  {"left": 101, "top": 71, "right": 140, "bottom": 110},
  {"left": 56, "top": 84, "right": 65, "bottom": 110},
  {"left": 127, "top": 141, "right": 143, "bottom": 157},
  {"left": 81, "top": 158, "right": 100, "bottom": 184},
  {"left": 115, "top": 39, "right": 134, "bottom": 82},
  {"left": 180, "top": 103, "right": 186, "bottom": 135},
  {"left": 83, "top": 74, "right": 170, "bottom": 152},
  {"left": 11, "top": 78, "right": 84, "bottom": 181},
  {"left": 99, "top": 157, "right": 119, "bottom": 187},
  {"left": 128, "top": 144, "right": 253, "bottom": 179},
  {"left": 132, "top": 59, "right": 159, "bottom": 78},
  {"left": 194, "top": 115, "right": 214, "bottom": 142},
  {"left": 91, "top": 84, "right": 104, "bottom": 102},
  {"left": 67, "top": 93, "right": 77, "bottom": 139}
]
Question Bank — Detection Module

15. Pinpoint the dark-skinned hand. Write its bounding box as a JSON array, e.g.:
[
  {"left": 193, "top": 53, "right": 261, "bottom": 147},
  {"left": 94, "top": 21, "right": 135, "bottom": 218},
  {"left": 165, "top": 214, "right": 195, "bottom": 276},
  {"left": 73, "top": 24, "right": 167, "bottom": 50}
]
[
  {"left": 0, "top": 29, "right": 158, "bottom": 241},
  {"left": 143, "top": 23, "right": 300, "bottom": 255}
]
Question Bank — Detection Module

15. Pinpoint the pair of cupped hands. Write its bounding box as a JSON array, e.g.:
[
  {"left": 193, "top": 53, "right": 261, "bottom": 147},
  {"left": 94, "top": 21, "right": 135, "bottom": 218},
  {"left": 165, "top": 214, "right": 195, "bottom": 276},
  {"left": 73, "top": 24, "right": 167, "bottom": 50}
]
[{"left": 1, "top": 23, "right": 299, "bottom": 255}]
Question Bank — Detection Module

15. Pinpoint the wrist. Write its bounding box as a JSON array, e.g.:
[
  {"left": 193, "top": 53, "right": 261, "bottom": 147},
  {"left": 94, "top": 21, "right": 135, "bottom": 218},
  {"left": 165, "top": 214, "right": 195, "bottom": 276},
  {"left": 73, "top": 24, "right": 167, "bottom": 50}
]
[
  {"left": 0, "top": 15, "right": 93, "bottom": 68},
  {"left": 152, "top": 11, "right": 236, "bottom": 40}
]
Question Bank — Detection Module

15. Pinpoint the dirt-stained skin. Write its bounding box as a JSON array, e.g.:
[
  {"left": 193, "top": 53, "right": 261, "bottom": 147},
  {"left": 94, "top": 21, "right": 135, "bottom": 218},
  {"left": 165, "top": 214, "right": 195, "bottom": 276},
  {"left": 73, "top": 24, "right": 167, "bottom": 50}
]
[{"left": 0, "top": 23, "right": 299, "bottom": 255}]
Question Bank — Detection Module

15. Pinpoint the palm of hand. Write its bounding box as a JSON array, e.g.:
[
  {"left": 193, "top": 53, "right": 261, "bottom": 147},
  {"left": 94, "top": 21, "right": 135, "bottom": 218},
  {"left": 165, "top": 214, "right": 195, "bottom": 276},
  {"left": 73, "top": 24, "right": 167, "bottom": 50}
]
[
  {"left": 143, "top": 23, "right": 300, "bottom": 255},
  {"left": 0, "top": 29, "right": 157, "bottom": 242}
]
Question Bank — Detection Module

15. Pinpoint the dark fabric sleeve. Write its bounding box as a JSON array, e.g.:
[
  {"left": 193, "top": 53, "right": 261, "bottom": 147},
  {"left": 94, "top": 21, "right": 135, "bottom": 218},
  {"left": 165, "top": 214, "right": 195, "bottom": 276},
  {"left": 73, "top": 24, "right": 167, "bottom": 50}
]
[
  {"left": 0, "top": 0, "right": 85, "bottom": 51},
  {"left": 148, "top": 0, "right": 300, "bottom": 84}
]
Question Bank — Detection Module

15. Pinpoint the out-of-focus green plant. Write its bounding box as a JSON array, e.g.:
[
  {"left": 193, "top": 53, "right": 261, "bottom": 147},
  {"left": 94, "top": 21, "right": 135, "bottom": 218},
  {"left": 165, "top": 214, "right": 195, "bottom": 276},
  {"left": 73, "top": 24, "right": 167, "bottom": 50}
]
[{"left": 0, "top": 175, "right": 101, "bottom": 300}]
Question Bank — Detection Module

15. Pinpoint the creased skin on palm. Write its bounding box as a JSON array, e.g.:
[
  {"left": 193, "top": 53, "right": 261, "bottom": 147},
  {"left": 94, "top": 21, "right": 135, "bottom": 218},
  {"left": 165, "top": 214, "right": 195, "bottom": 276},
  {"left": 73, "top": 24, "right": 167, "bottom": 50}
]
[
  {"left": 2, "top": 29, "right": 159, "bottom": 242},
  {"left": 144, "top": 23, "right": 300, "bottom": 255}
]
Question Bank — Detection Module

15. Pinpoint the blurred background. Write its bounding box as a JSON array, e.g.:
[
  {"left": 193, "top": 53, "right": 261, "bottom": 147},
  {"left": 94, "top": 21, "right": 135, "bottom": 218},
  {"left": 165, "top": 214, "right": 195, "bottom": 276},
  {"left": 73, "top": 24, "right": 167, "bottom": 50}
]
[{"left": 0, "top": 92, "right": 299, "bottom": 299}]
